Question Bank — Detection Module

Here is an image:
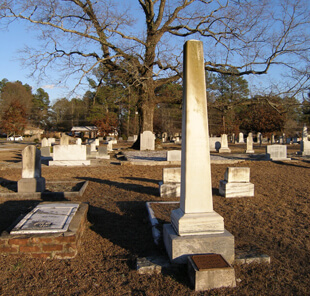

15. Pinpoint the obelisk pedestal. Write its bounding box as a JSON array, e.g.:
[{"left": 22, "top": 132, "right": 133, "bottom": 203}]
[{"left": 163, "top": 40, "right": 234, "bottom": 264}]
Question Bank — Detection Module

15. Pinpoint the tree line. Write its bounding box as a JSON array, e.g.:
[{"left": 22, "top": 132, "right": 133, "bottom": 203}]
[{"left": 0, "top": 74, "right": 309, "bottom": 140}]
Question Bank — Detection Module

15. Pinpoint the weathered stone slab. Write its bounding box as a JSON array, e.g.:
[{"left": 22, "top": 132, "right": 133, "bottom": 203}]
[
  {"left": 60, "top": 134, "right": 69, "bottom": 145},
  {"left": 188, "top": 254, "right": 236, "bottom": 291},
  {"left": 41, "top": 146, "right": 51, "bottom": 157},
  {"left": 167, "top": 150, "right": 181, "bottom": 161},
  {"left": 224, "top": 167, "right": 250, "bottom": 183},
  {"left": 266, "top": 145, "right": 290, "bottom": 161},
  {"left": 49, "top": 160, "right": 91, "bottom": 166},
  {"left": 246, "top": 133, "right": 254, "bottom": 153},
  {"left": 163, "top": 168, "right": 181, "bottom": 183},
  {"left": 140, "top": 131, "right": 155, "bottom": 150},
  {"left": 53, "top": 145, "right": 87, "bottom": 161},
  {"left": 11, "top": 203, "right": 79, "bottom": 234},
  {"left": 18, "top": 145, "right": 45, "bottom": 193},
  {"left": 159, "top": 182, "right": 180, "bottom": 198},
  {"left": 238, "top": 132, "right": 244, "bottom": 144},
  {"left": 21, "top": 145, "right": 42, "bottom": 179},
  {"left": 219, "top": 181, "right": 254, "bottom": 198},
  {"left": 18, "top": 178, "right": 46, "bottom": 193},
  {"left": 96, "top": 145, "right": 110, "bottom": 159},
  {"left": 209, "top": 137, "right": 221, "bottom": 152},
  {"left": 163, "top": 224, "right": 235, "bottom": 264},
  {"left": 48, "top": 138, "right": 56, "bottom": 146},
  {"left": 41, "top": 138, "right": 49, "bottom": 147}
]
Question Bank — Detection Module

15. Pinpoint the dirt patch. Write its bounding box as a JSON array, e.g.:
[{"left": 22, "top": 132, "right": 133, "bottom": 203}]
[{"left": 0, "top": 141, "right": 309, "bottom": 295}]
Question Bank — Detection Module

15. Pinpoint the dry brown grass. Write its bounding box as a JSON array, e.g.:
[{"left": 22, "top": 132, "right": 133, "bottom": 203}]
[{"left": 0, "top": 141, "right": 309, "bottom": 295}]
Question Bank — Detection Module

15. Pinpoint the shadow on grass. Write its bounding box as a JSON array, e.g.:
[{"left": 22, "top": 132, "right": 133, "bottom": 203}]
[
  {"left": 87, "top": 202, "right": 190, "bottom": 286},
  {"left": 75, "top": 176, "right": 159, "bottom": 196},
  {"left": 0, "top": 200, "right": 41, "bottom": 233},
  {"left": 122, "top": 176, "right": 161, "bottom": 185}
]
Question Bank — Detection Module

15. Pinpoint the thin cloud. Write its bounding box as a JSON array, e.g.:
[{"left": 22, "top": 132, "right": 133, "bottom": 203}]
[{"left": 41, "top": 84, "right": 55, "bottom": 89}]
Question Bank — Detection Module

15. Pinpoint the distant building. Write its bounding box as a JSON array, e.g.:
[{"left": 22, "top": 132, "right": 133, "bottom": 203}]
[
  {"left": 71, "top": 126, "right": 98, "bottom": 138},
  {"left": 24, "top": 126, "right": 44, "bottom": 136}
]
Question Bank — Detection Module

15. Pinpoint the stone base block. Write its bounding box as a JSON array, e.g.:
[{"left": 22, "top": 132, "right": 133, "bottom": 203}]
[
  {"left": 18, "top": 177, "right": 46, "bottom": 193},
  {"left": 171, "top": 208, "right": 225, "bottom": 235},
  {"left": 49, "top": 160, "right": 91, "bottom": 166},
  {"left": 159, "top": 182, "right": 180, "bottom": 198},
  {"left": 40, "top": 146, "right": 51, "bottom": 157},
  {"left": 96, "top": 155, "right": 110, "bottom": 159},
  {"left": 163, "top": 224, "right": 234, "bottom": 264},
  {"left": 246, "top": 150, "right": 255, "bottom": 154},
  {"left": 188, "top": 255, "right": 236, "bottom": 291},
  {"left": 219, "top": 148, "right": 231, "bottom": 153},
  {"left": 219, "top": 180, "right": 254, "bottom": 198}
]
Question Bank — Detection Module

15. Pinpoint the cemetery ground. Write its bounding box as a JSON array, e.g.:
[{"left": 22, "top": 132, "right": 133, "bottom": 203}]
[{"left": 0, "top": 141, "right": 309, "bottom": 295}]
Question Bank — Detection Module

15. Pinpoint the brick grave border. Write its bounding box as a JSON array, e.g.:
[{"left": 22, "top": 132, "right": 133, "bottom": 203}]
[{"left": 0, "top": 202, "right": 88, "bottom": 259}]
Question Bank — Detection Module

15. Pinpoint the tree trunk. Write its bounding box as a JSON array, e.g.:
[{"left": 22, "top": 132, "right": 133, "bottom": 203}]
[{"left": 131, "top": 87, "right": 156, "bottom": 149}]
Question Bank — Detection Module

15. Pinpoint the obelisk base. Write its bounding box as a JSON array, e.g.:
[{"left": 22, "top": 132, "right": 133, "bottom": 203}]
[
  {"left": 171, "top": 208, "right": 225, "bottom": 236},
  {"left": 163, "top": 224, "right": 235, "bottom": 264}
]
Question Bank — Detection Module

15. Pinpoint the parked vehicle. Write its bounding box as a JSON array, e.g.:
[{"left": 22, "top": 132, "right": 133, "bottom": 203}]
[{"left": 7, "top": 136, "right": 23, "bottom": 141}]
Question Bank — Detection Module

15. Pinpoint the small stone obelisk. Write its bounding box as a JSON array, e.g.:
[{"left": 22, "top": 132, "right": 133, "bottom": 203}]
[
  {"left": 18, "top": 145, "right": 45, "bottom": 193},
  {"left": 246, "top": 133, "right": 254, "bottom": 153},
  {"left": 164, "top": 40, "right": 234, "bottom": 264},
  {"left": 219, "top": 134, "right": 231, "bottom": 153}
]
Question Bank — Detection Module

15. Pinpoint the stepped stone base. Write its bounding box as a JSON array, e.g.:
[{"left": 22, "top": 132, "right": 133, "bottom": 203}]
[{"left": 163, "top": 224, "right": 234, "bottom": 264}]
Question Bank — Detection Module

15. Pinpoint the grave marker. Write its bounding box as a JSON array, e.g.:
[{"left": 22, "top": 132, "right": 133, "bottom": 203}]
[
  {"left": 266, "top": 145, "right": 290, "bottom": 161},
  {"left": 163, "top": 40, "right": 234, "bottom": 265},
  {"left": 140, "top": 131, "right": 155, "bottom": 150},
  {"left": 18, "top": 145, "right": 46, "bottom": 193},
  {"left": 219, "top": 134, "right": 231, "bottom": 153}
]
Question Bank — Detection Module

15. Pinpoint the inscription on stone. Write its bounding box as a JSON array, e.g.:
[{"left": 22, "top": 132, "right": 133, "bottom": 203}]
[
  {"left": 11, "top": 203, "right": 79, "bottom": 234},
  {"left": 191, "top": 254, "right": 230, "bottom": 270}
]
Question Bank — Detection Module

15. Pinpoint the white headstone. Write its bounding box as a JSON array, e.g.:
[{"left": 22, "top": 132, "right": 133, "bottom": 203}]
[
  {"left": 219, "top": 167, "right": 254, "bottom": 198},
  {"left": 21, "top": 146, "right": 42, "bottom": 178},
  {"left": 18, "top": 145, "right": 45, "bottom": 192},
  {"left": 60, "top": 134, "right": 69, "bottom": 145},
  {"left": 219, "top": 134, "right": 231, "bottom": 153},
  {"left": 53, "top": 145, "right": 87, "bottom": 161},
  {"left": 76, "top": 138, "right": 82, "bottom": 145},
  {"left": 246, "top": 133, "right": 254, "bottom": 153},
  {"left": 167, "top": 150, "right": 182, "bottom": 161},
  {"left": 140, "top": 131, "right": 155, "bottom": 150},
  {"left": 266, "top": 145, "right": 290, "bottom": 161},
  {"left": 41, "top": 138, "right": 49, "bottom": 148},
  {"left": 238, "top": 132, "right": 244, "bottom": 144},
  {"left": 209, "top": 137, "right": 221, "bottom": 152},
  {"left": 48, "top": 138, "right": 55, "bottom": 146},
  {"left": 257, "top": 132, "right": 262, "bottom": 145}
]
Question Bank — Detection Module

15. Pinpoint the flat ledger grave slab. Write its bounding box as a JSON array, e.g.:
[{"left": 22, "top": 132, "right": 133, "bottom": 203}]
[{"left": 11, "top": 203, "right": 79, "bottom": 234}]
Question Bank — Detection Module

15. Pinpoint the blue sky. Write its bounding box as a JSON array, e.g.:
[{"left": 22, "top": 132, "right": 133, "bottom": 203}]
[
  {"left": 0, "top": 21, "right": 76, "bottom": 104},
  {"left": 0, "top": 21, "right": 275, "bottom": 102},
  {"left": 0, "top": 2, "right": 306, "bottom": 104}
]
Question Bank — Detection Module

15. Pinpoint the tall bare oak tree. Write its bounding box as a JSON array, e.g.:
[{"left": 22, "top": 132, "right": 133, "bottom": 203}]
[{"left": 0, "top": 0, "right": 309, "bottom": 133}]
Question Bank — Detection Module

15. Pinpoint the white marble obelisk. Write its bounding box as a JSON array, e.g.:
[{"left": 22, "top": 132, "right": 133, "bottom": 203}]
[
  {"left": 163, "top": 40, "right": 234, "bottom": 264},
  {"left": 170, "top": 40, "right": 224, "bottom": 236}
]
